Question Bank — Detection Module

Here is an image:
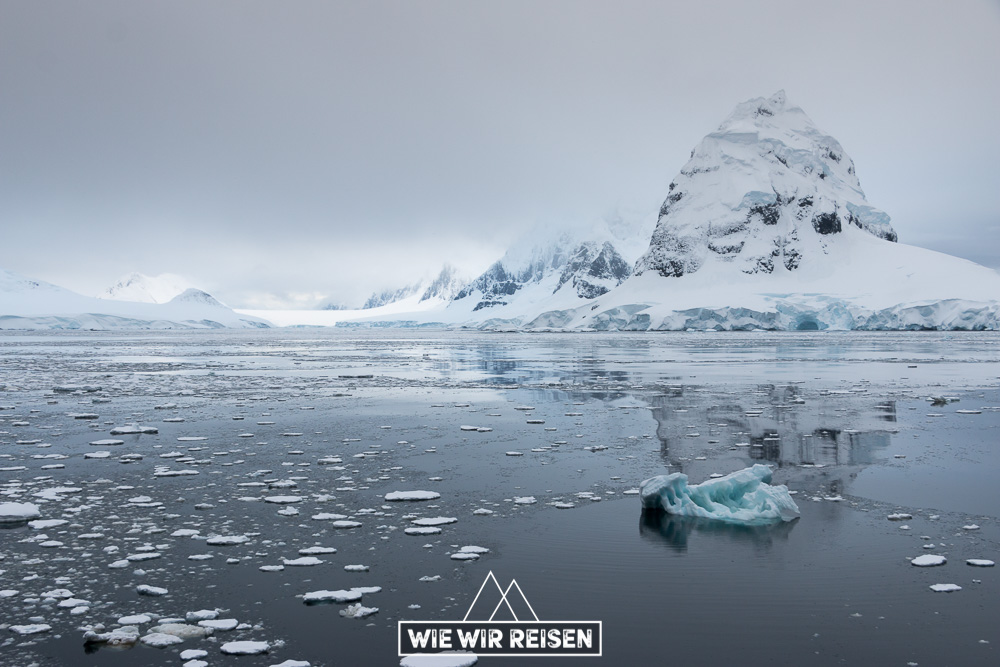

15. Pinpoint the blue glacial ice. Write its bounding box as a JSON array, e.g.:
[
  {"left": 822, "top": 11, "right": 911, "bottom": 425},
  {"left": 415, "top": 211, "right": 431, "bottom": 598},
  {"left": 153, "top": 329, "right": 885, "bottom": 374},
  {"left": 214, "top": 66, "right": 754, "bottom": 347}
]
[{"left": 640, "top": 464, "right": 799, "bottom": 525}]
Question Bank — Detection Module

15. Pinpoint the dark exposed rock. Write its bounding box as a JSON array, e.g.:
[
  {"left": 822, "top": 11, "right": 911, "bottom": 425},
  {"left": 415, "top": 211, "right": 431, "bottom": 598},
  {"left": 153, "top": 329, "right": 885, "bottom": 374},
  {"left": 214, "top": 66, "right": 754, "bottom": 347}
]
[{"left": 812, "top": 212, "right": 842, "bottom": 235}]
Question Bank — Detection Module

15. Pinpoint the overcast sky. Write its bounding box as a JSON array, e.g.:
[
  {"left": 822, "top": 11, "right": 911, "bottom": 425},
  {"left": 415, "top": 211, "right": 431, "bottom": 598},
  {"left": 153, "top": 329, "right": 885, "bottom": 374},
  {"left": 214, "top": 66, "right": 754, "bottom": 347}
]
[{"left": 2, "top": 0, "right": 998, "bottom": 309}]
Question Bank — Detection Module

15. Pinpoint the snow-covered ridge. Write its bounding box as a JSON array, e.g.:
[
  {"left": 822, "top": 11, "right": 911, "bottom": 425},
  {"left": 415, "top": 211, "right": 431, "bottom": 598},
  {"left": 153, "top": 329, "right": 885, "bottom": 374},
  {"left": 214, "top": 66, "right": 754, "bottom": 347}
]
[{"left": 0, "top": 268, "right": 270, "bottom": 330}]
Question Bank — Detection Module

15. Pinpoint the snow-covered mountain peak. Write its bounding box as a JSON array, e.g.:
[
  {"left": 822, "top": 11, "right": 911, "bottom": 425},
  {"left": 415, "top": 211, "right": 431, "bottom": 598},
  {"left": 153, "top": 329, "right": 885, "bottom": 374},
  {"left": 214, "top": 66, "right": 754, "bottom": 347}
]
[
  {"left": 451, "top": 212, "right": 652, "bottom": 314},
  {"left": 635, "top": 92, "right": 897, "bottom": 280},
  {"left": 168, "top": 288, "right": 224, "bottom": 308},
  {"left": 100, "top": 272, "right": 197, "bottom": 304}
]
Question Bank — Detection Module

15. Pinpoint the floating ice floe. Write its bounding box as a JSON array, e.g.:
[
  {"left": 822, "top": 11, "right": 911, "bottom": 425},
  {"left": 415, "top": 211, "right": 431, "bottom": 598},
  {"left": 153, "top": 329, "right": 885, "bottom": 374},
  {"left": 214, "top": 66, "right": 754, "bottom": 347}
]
[
  {"left": 140, "top": 632, "right": 184, "bottom": 647},
  {"left": 929, "top": 584, "right": 962, "bottom": 592},
  {"left": 411, "top": 517, "right": 457, "bottom": 527},
  {"left": 10, "top": 624, "right": 52, "bottom": 636},
  {"left": 221, "top": 641, "right": 270, "bottom": 655},
  {"left": 264, "top": 495, "right": 302, "bottom": 504},
  {"left": 110, "top": 425, "right": 158, "bottom": 435},
  {"left": 385, "top": 491, "right": 441, "bottom": 501},
  {"left": 299, "top": 546, "right": 337, "bottom": 555},
  {"left": 340, "top": 602, "right": 378, "bottom": 618},
  {"left": 640, "top": 464, "right": 799, "bottom": 525},
  {"left": 153, "top": 623, "right": 213, "bottom": 639},
  {"left": 84, "top": 626, "right": 140, "bottom": 646},
  {"left": 400, "top": 652, "right": 479, "bottom": 667},
  {"left": 284, "top": 557, "right": 324, "bottom": 566},
  {"left": 911, "top": 555, "right": 946, "bottom": 567},
  {"left": 0, "top": 502, "right": 41, "bottom": 522},
  {"left": 206, "top": 535, "right": 250, "bottom": 546},
  {"left": 967, "top": 559, "right": 995, "bottom": 567},
  {"left": 302, "top": 589, "right": 363, "bottom": 604}
]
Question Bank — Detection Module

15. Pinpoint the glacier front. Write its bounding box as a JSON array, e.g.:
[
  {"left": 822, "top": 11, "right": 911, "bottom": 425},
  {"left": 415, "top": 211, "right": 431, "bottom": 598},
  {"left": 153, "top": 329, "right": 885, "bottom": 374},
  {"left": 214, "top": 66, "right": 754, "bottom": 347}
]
[{"left": 639, "top": 465, "right": 800, "bottom": 525}]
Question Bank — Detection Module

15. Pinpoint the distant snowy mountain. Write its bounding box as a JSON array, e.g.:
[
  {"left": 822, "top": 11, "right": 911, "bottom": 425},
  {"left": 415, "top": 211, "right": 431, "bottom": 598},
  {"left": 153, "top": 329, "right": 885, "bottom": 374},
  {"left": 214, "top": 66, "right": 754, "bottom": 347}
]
[
  {"left": 448, "top": 212, "right": 654, "bottom": 319},
  {"left": 363, "top": 284, "right": 420, "bottom": 310},
  {"left": 361, "top": 264, "right": 466, "bottom": 310},
  {"left": 0, "top": 268, "right": 271, "bottom": 330},
  {"left": 419, "top": 264, "right": 465, "bottom": 302},
  {"left": 238, "top": 264, "right": 468, "bottom": 327},
  {"left": 99, "top": 272, "right": 198, "bottom": 304}
]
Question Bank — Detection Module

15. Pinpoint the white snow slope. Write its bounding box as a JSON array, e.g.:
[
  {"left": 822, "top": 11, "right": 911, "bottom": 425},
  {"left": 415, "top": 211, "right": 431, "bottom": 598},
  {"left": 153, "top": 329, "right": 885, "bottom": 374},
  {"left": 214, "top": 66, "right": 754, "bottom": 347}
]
[
  {"left": 99, "top": 272, "right": 197, "bottom": 304},
  {"left": 0, "top": 269, "right": 271, "bottom": 330}
]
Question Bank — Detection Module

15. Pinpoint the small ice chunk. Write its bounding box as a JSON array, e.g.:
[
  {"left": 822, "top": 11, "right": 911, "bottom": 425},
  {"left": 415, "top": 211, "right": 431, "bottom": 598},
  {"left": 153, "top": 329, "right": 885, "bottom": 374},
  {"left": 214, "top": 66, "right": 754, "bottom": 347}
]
[
  {"left": 0, "top": 502, "right": 40, "bottom": 522},
  {"left": 206, "top": 535, "right": 250, "bottom": 546},
  {"left": 339, "top": 602, "right": 378, "bottom": 618},
  {"left": 283, "top": 557, "right": 324, "bottom": 566},
  {"left": 10, "top": 624, "right": 51, "bottom": 636},
  {"left": 967, "top": 559, "right": 995, "bottom": 567},
  {"left": 153, "top": 623, "right": 213, "bottom": 639},
  {"left": 137, "top": 584, "right": 168, "bottom": 596},
  {"left": 302, "top": 589, "right": 363, "bottom": 604},
  {"left": 199, "top": 618, "right": 239, "bottom": 631},
  {"left": 84, "top": 626, "right": 140, "bottom": 645},
  {"left": 929, "top": 584, "right": 962, "bottom": 592},
  {"left": 400, "top": 652, "right": 479, "bottom": 667},
  {"left": 299, "top": 546, "right": 337, "bottom": 555},
  {"left": 221, "top": 641, "right": 270, "bottom": 655},
  {"left": 118, "top": 614, "right": 152, "bottom": 625},
  {"left": 911, "top": 555, "right": 946, "bottom": 567},
  {"left": 385, "top": 491, "right": 441, "bottom": 501},
  {"left": 140, "top": 632, "right": 184, "bottom": 647},
  {"left": 186, "top": 609, "right": 219, "bottom": 622},
  {"left": 410, "top": 517, "right": 457, "bottom": 527}
]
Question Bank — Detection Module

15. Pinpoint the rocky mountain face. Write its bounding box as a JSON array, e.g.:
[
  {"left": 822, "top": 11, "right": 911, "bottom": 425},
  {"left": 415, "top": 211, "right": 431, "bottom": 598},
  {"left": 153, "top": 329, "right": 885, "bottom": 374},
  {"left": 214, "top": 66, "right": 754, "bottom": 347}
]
[
  {"left": 635, "top": 90, "right": 897, "bottom": 279},
  {"left": 362, "top": 264, "right": 466, "bottom": 310},
  {"left": 363, "top": 284, "right": 420, "bottom": 309},
  {"left": 419, "top": 264, "right": 464, "bottom": 302},
  {"left": 454, "top": 237, "right": 632, "bottom": 312}
]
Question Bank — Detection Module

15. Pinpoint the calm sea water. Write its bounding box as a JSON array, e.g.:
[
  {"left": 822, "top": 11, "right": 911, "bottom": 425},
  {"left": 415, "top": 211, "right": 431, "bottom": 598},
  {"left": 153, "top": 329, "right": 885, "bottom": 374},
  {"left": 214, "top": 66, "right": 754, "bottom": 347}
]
[{"left": 0, "top": 330, "right": 996, "bottom": 666}]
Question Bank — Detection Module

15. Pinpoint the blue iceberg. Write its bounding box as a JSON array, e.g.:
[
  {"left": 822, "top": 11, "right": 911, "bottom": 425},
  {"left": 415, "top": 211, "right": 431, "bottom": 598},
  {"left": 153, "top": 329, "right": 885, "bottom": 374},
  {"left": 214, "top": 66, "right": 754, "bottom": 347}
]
[{"left": 640, "top": 464, "right": 799, "bottom": 525}]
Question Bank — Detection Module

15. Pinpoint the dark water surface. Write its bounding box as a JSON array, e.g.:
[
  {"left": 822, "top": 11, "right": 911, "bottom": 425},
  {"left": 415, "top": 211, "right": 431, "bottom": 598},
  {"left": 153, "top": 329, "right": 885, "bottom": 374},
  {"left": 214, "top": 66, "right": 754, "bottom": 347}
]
[{"left": 0, "top": 330, "right": 997, "bottom": 666}]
